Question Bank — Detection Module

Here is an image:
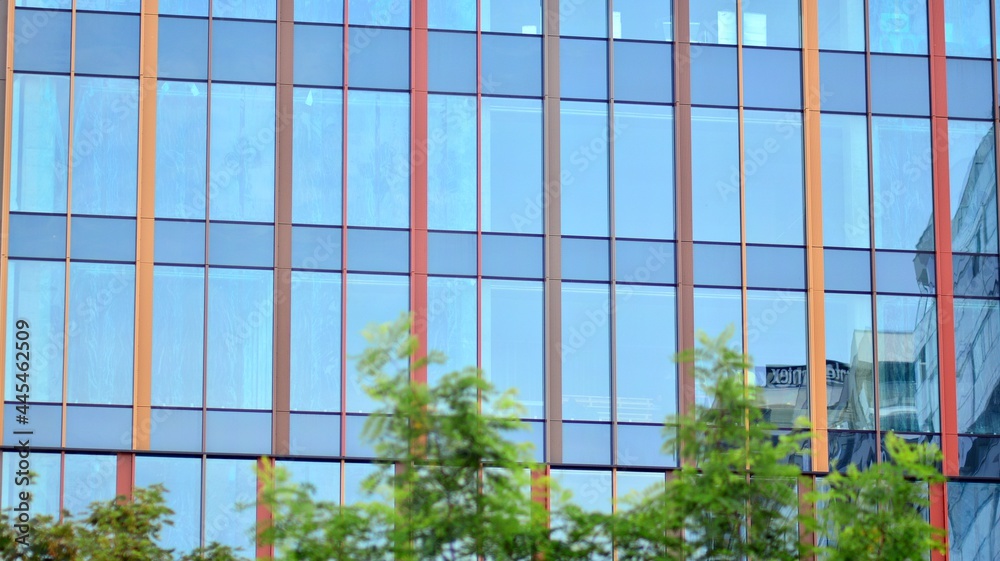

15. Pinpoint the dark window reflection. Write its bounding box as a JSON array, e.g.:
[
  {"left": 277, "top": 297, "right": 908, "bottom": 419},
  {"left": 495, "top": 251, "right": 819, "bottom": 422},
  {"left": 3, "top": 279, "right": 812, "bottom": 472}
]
[
  {"left": 825, "top": 293, "right": 876, "bottom": 430},
  {"left": 948, "top": 481, "right": 1000, "bottom": 560},
  {"left": 954, "top": 299, "right": 1000, "bottom": 435},
  {"left": 876, "top": 295, "right": 940, "bottom": 433},
  {"left": 828, "top": 430, "right": 877, "bottom": 471}
]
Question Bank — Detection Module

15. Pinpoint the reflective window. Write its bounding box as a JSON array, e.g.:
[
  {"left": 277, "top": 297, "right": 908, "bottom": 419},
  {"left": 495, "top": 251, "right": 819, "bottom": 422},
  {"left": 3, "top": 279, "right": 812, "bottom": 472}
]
[
  {"left": 428, "top": 232, "right": 477, "bottom": 275},
  {"left": 3, "top": 405, "right": 57, "bottom": 448},
  {"left": 948, "top": 59, "right": 993, "bottom": 119},
  {"left": 207, "top": 410, "right": 271, "bottom": 454},
  {"left": 744, "top": 110, "right": 804, "bottom": 245},
  {"left": 691, "top": 108, "right": 740, "bottom": 242},
  {"left": 210, "top": 84, "right": 275, "bottom": 223},
  {"left": 694, "top": 288, "right": 744, "bottom": 364},
  {"left": 869, "top": 0, "right": 928, "bottom": 54},
  {"left": 291, "top": 272, "right": 342, "bottom": 412},
  {"left": 159, "top": 18, "right": 208, "bottom": 80},
  {"left": 213, "top": 0, "right": 276, "bottom": 19},
  {"left": 564, "top": 237, "right": 610, "bottom": 281},
  {"left": 211, "top": 20, "right": 276, "bottom": 83},
  {"left": 948, "top": 120, "right": 997, "bottom": 254},
  {"left": 13, "top": 9, "right": 71, "bottom": 73},
  {"left": 204, "top": 459, "right": 257, "bottom": 553},
  {"left": 135, "top": 456, "right": 202, "bottom": 552},
  {"left": 824, "top": 248, "right": 872, "bottom": 292},
  {"left": 63, "top": 454, "right": 116, "bottom": 517},
  {"left": 294, "top": 24, "right": 344, "bottom": 87},
  {"left": 560, "top": 0, "right": 606, "bottom": 37},
  {"left": 876, "top": 295, "right": 940, "bottom": 433},
  {"left": 552, "top": 469, "right": 612, "bottom": 513},
  {"left": 206, "top": 268, "right": 273, "bottom": 410},
  {"left": 561, "top": 38, "right": 608, "bottom": 100},
  {"left": 818, "top": 0, "right": 865, "bottom": 51},
  {"left": 954, "top": 299, "right": 1000, "bottom": 435},
  {"left": 349, "top": 0, "right": 409, "bottom": 27},
  {"left": 616, "top": 285, "right": 676, "bottom": 423},
  {"left": 148, "top": 408, "right": 202, "bottom": 453},
  {"left": 743, "top": 48, "right": 801, "bottom": 110},
  {"left": 156, "top": 81, "right": 208, "bottom": 220},
  {"left": 296, "top": 0, "right": 343, "bottom": 23},
  {"left": 482, "top": 97, "right": 543, "bottom": 233},
  {"left": 347, "top": 228, "right": 408, "bottom": 273},
  {"left": 689, "top": 0, "right": 737, "bottom": 44},
  {"left": 160, "top": 0, "right": 208, "bottom": 16},
  {"left": 10, "top": 73, "right": 69, "bottom": 213},
  {"left": 209, "top": 223, "right": 274, "bottom": 268},
  {"left": 72, "top": 77, "right": 139, "bottom": 216},
  {"left": 483, "top": 280, "right": 544, "bottom": 418},
  {"left": 614, "top": 0, "right": 673, "bottom": 41},
  {"left": 690, "top": 45, "right": 737, "bottom": 107},
  {"left": 429, "top": 32, "right": 477, "bottom": 93},
  {"left": 954, "top": 254, "right": 1000, "bottom": 298},
  {"left": 483, "top": 234, "right": 544, "bottom": 278},
  {"left": 870, "top": 55, "right": 930, "bottom": 116},
  {"left": 8, "top": 213, "right": 65, "bottom": 259},
  {"left": 429, "top": 0, "right": 475, "bottom": 30},
  {"left": 292, "top": 225, "right": 342, "bottom": 270},
  {"left": 563, "top": 423, "right": 611, "bottom": 464},
  {"left": 76, "top": 0, "right": 139, "bottom": 10},
  {"left": 618, "top": 424, "right": 675, "bottom": 466},
  {"left": 561, "top": 101, "right": 609, "bottom": 237},
  {"left": 428, "top": 95, "right": 477, "bottom": 231},
  {"left": 821, "top": 113, "right": 870, "bottom": 248},
  {"left": 875, "top": 250, "right": 934, "bottom": 294},
  {"left": 829, "top": 430, "right": 878, "bottom": 470},
  {"left": 747, "top": 290, "right": 809, "bottom": 428},
  {"left": 481, "top": 34, "right": 543, "bottom": 97},
  {"left": 742, "top": 0, "right": 800, "bottom": 47},
  {"left": 345, "top": 274, "right": 409, "bottom": 412},
  {"left": 871, "top": 117, "right": 934, "bottom": 250},
  {"left": 825, "top": 292, "right": 875, "bottom": 430},
  {"left": 68, "top": 262, "right": 135, "bottom": 405},
  {"left": 614, "top": 104, "right": 673, "bottom": 240},
  {"left": 5, "top": 260, "right": 64, "bottom": 403},
  {"left": 289, "top": 413, "right": 341, "bottom": 456},
  {"left": 482, "top": 0, "right": 542, "bottom": 33},
  {"left": 747, "top": 245, "right": 805, "bottom": 289},
  {"left": 948, "top": 482, "right": 1000, "bottom": 560},
  {"left": 71, "top": 216, "right": 135, "bottom": 262},
  {"left": 345, "top": 415, "right": 376, "bottom": 457},
  {"left": 616, "top": 240, "right": 674, "bottom": 284},
  {"left": 152, "top": 267, "right": 204, "bottom": 408},
  {"left": 693, "top": 243, "right": 741, "bottom": 286},
  {"left": 155, "top": 220, "right": 205, "bottom": 264},
  {"left": 562, "top": 283, "right": 611, "bottom": 422},
  {"left": 427, "top": 277, "right": 477, "bottom": 384},
  {"left": 75, "top": 12, "right": 138, "bottom": 76},
  {"left": 614, "top": 41, "right": 672, "bottom": 103},
  {"left": 819, "top": 51, "right": 867, "bottom": 113},
  {"left": 65, "top": 405, "right": 131, "bottom": 448},
  {"left": 346, "top": 90, "right": 410, "bottom": 228},
  {"left": 617, "top": 471, "right": 664, "bottom": 504},
  {"left": 281, "top": 461, "right": 340, "bottom": 503},
  {"left": 945, "top": 0, "right": 991, "bottom": 57},
  {"left": 293, "top": 87, "right": 342, "bottom": 225},
  {"left": 347, "top": 27, "right": 409, "bottom": 90},
  {"left": 343, "top": 462, "right": 381, "bottom": 504},
  {"left": 2, "top": 452, "right": 60, "bottom": 518}
]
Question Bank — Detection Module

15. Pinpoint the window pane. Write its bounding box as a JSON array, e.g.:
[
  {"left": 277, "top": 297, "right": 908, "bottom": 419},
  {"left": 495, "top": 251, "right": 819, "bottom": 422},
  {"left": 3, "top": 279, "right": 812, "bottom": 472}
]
[
  {"left": 349, "top": 0, "right": 409, "bottom": 26},
  {"left": 346, "top": 90, "right": 409, "bottom": 228},
  {"left": 825, "top": 293, "right": 875, "bottom": 430},
  {"left": 482, "top": 0, "right": 541, "bottom": 33},
  {"left": 871, "top": 117, "right": 934, "bottom": 250},
  {"left": 75, "top": 13, "right": 139, "bottom": 76},
  {"left": 159, "top": 16, "right": 208, "bottom": 80},
  {"left": 954, "top": 299, "right": 1000, "bottom": 435},
  {"left": 949, "top": 120, "right": 997, "bottom": 254},
  {"left": 5, "top": 260, "right": 64, "bottom": 403},
  {"left": 63, "top": 454, "right": 116, "bottom": 517},
  {"left": 561, "top": 101, "right": 609, "bottom": 237},
  {"left": 346, "top": 27, "right": 409, "bottom": 90},
  {"left": 563, "top": 422, "right": 611, "bottom": 464},
  {"left": 206, "top": 268, "right": 273, "bottom": 409},
  {"left": 562, "top": 283, "right": 611, "bottom": 421},
  {"left": 690, "top": 45, "right": 737, "bottom": 107},
  {"left": 615, "top": 41, "right": 672, "bottom": 103},
  {"left": 155, "top": 220, "right": 205, "bottom": 264},
  {"left": 8, "top": 214, "right": 62, "bottom": 259},
  {"left": 818, "top": 0, "right": 865, "bottom": 51},
  {"left": 429, "top": 32, "right": 477, "bottom": 93},
  {"left": 694, "top": 243, "right": 741, "bottom": 286},
  {"left": 210, "top": 84, "right": 275, "bottom": 222},
  {"left": 876, "top": 295, "right": 940, "bottom": 433},
  {"left": 743, "top": 48, "right": 801, "bottom": 109},
  {"left": 429, "top": 0, "right": 475, "bottom": 30},
  {"left": 742, "top": 0, "right": 800, "bottom": 47},
  {"left": 560, "top": 0, "right": 606, "bottom": 37},
  {"left": 821, "top": 113, "right": 870, "bottom": 248},
  {"left": 564, "top": 237, "right": 609, "bottom": 281},
  {"left": 561, "top": 38, "right": 608, "bottom": 100},
  {"left": 482, "top": 234, "right": 543, "bottom": 278},
  {"left": 345, "top": 274, "right": 409, "bottom": 412},
  {"left": 949, "top": 482, "right": 1000, "bottom": 561},
  {"left": 820, "top": 52, "right": 867, "bottom": 113},
  {"left": 483, "top": 280, "right": 544, "bottom": 418},
  {"left": 616, "top": 285, "right": 676, "bottom": 423},
  {"left": 744, "top": 110, "right": 804, "bottom": 245},
  {"left": 947, "top": 58, "right": 993, "bottom": 119},
  {"left": 209, "top": 223, "right": 274, "bottom": 268},
  {"left": 692, "top": 108, "right": 740, "bottom": 242},
  {"left": 156, "top": 81, "right": 208, "bottom": 219},
  {"left": 945, "top": 0, "right": 991, "bottom": 57},
  {"left": 72, "top": 77, "right": 138, "bottom": 216},
  {"left": 152, "top": 266, "right": 204, "bottom": 407},
  {"left": 3, "top": 452, "right": 60, "bottom": 518},
  {"left": 428, "top": 232, "right": 477, "bottom": 275},
  {"left": 428, "top": 94, "right": 476, "bottom": 231},
  {"left": 68, "top": 262, "right": 135, "bottom": 405},
  {"left": 293, "top": 87, "right": 342, "bottom": 225},
  {"left": 294, "top": 24, "right": 343, "bottom": 87},
  {"left": 746, "top": 245, "right": 805, "bottom": 289},
  {"left": 427, "top": 277, "right": 477, "bottom": 384},
  {"left": 296, "top": 0, "right": 343, "bottom": 23},
  {"left": 212, "top": 20, "right": 276, "bottom": 83},
  {"left": 292, "top": 225, "right": 342, "bottom": 269},
  {"left": 10, "top": 73, "right": 69, "bottom": 213},
  {"left": 76, "top": 0, "right": 139, "bottom": 10},
  {"left": 825, "top": 248, "right": 872, "bottom": 292},
  {"left": 481, "top": 34, "right": 543, "bottom": 97},
  {"left": 552, "top": 469, "right": 612, "bottom": 513},
  {"left": 291, "top": 272, "right": 342, "bottom": 412},
  {"left": 135, "top": 456, "right": 202, "bottom": 553},
  {"left": 694, "top": 288, "right": 743, "bottom": 405},
  {"left": 281, "top": 461, "right": 340, "bottom": 503},
  {"left": 71, "top": 216, "right": 135, "bottom": 262},
  {"left": 13, "top": 9, "right": 71, "bottom": 73},
  {"left": 348, "top": 230, "right": 408, "bottom": 273},
  {"left": 213, "top": 0, "right": 275, "bottom": 19},
  {"left": 870, "top": 55, "right": 929, "bottom": 116},
  {"left": 869, "top": 0, "right": 928, "bottom": 54},
  {"left": 483, "top": 97, "right": 543, "bottom": 233},
  {"left": 614, "top": 0, "right": 673, "bottom": 41},
  {"left": 204, "top": 459, "right": 257, "bottom": 553},
  {"left": 747, "top": 290, "right": 809, "bottom": 428},
  {"left": 689, "top": 0, "right": 737, "bottom": 44},
  {"left": 160, "top": 0, "right": 207, "bottom": 16}
]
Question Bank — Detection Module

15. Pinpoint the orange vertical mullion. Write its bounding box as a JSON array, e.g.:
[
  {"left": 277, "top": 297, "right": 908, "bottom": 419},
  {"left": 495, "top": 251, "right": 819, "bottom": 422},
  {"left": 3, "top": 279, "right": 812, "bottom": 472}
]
[
  {"left": 0, "top": 0, "right": 17, "bottom": 439},
  {"left": 115, "top": 452, "right": 135, "bottom": 501},
  {"left": 410, "top": 0, "right": 429, "bottom": 384},
  {"left": 256, "top": 456, "right": 275, "bottom": 559}
]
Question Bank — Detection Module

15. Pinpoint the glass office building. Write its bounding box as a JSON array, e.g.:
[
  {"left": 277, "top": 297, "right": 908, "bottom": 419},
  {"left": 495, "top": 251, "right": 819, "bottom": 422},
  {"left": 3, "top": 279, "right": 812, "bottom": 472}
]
[{"left": 0, "top": 0, "right": 998, "bottom": 557}]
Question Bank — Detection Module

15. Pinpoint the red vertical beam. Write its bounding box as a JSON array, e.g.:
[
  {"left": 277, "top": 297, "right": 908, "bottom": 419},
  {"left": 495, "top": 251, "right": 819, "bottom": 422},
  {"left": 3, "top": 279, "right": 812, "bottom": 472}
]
[
  {"left": 256, "top": 456, "right": 275, "bottom": 559},
  {"left": 410, "top": 0, "right": 429, "bottom": 384},
  {"left": 115, "top": 452, "right": 135, "bottom": 502},
  {"left": 929, "top": 481, "right": 950, "bottom": 561}
]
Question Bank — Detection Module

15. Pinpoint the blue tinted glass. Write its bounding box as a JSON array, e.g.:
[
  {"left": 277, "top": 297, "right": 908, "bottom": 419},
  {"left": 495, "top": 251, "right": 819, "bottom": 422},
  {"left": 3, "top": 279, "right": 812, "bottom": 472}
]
[
  {"left": 958, "top": 435, "right": 1000, "bottom": 477},
  {"left": 209, "top": 222, "right": 274, "bottom": 268},
  {"left": 296, "top": 0, "right": 343, "bottom": 23},
  {"left": 945, "top": 0, "right": 991, "bottom": 57},
  {"left": 482, "top": 234, "right": 543, "bottom": 278},
  {"left": 294, "top": 24, "right": 343, "bottom": 86},
  {"left": 152, "top": 267, "right": 204, "bottom": 408},
  {"left": 876, "top": 295, "right": 939, "bottom": 432},
  {"left": 155, "top": 220, "right": 206, "bottom": 264},
  {"left": 614, "top": 104, "right": 673, "bottom": 240},
  {"left": 742, "top": 0, "right": 800, "bottom": 47},
  {"left": 822, "top": 113, "right": 870, "bottom": 247},
  {"left": 156, "top": 81, "right": 207, "bottom": 219},
  {"left": 694, "top": 288, "right": 743, "bottom": 357},
  {"left": 747, "top": 290, "right": 809, "bottom": 427},
  {"left": 8, "top": 213, "right": 65, "bottom": 259},
  {"left": 949, "top": 120, "right": 997, "bottom": 253},
  {"left": 347, "top": 90, "right": 409, "bottom": 227},
  {"left": 10, "top": 74, "right": 69, "bottom": 213},
  {"left": 429, "top": 32, "right": 476, "bottom": 93},
  {"left": 870, "top": 55, "right": 929, "bottom": 116},
  {"left": 948, "top": 482, "right": 1000, "bottom": 560},
  {"left": 347, "top": 27, "right": 409, "bottom": 90},
  {"left": 204, "top": 459, "right": 257, "bottom": 553},
  {"left": 824, "top": 248, "right": 872, "bottom": 292},
  {"left": 876, "top": 251, "right": 934, "bottom": 294},
  {"left": 210, "top": 84, "right": 275, "bottom": 222},
  {"left": 614, "top": 0, "right": 673, "bottom": 41},
  {"left": 76, "top": 0, "right": 138, "bottom": 10},
  {"left": 561, "top": 101, "right": 609, "bottom": 236},
  {"left": 427, "top": 277, "right": 477, "bottom": 383},
  {"left": 552, "top": 469, "right": 612, "bottom": 512},
  {"left": 75, "top": 13, "right": 139, "bottom": 76},
  {"left": 481, "top": 34, "right": 543, "bottom": 97},
  {"left": 62, "top": 454, "right": 116, "bottom": 517},
  {"left": 1, "top": 388, "right": 62, "bottom": 445},
  {"left": 747, "top": 245, "right": 805, "bottom": 289},
  {"left": 159, "top": 17, "right": 208, "bottom": 80},
  {"left": 5, "top": 260, "right": 64, "bottom": 402},
  {"left": 281, "top": 460, "right": 340, "bottom": 502},
  {"left": 562, "top": 38, "right": 608, "bottom": 100},
  {"left": 482, "top": 280, "right": 544, "bottom": 418},
  {"left": 349, "top": 0, "right": 409, "bottom": 26},
  {"left": 291, "top": 272, "right": 342, "bottom": 412},
  {"left": 428, "top": 94, "right": 476, "bottom": 230},
  {"left": 871, "top": 117, "right": 934, "bottom": 250},
  {"left": 563, "top": 422, "right": 611, "bottom": 464},
  {"left": 744, "top": 48, "right": 801, "bottom": 110},
  {"left": 825, "top": 292, "right": 875, "bottom": 430},
  {"left": 293, "top": 87, "right": 342, "bottom": 225},
  {"left": 347, "top": 228, "right": 409, "bottom": 273},
  {"left": 159, "top": 0, "right": 207, "bottom": 16},
  {"left": 345, "top": 274, "right": 409, "bottom": 412},
  {"left": 13, "top": 9, "right": 71, "bottom": 72},
  {"left": 135, "top": 456, "right": 202, "bottom": 552},
  {"left": 65, "top": 405, "right": 131, "bottom": 448},
  {"left": 342, "top": 462, "right": 380, "bottom": 504},
  {"left": 829, "top": 431, "right": 878, "bottom": 470},
  {"left": 617, "top": 471, "right": 664, "bottom": 502},
  {"left": 148, "top": 408, "right": 203, "bottom": 452},
  {"left": 483, "top": 97, "right": 543, "bottom": 233},
  {"left": 818, "top": 0, "right": 865, "bottom": 51},
  {"left": 689, "top": 0, "right": 737, "bottom": 44},
  {"left": 820, "top": 52, "right": 867, "bottom": 113},
  {"left": 954, "top": 299, "right": 1000, "bottom": 435},
  {"left": 68, "top": 262, "right": 135, "bottom": 405},
  {"left": 2, "top": 452, "right": 60, "bottom": 517},
  {"left": 614, "top": 41, "right": 672, "bottom": 103},
  {"left": 345, "top": 414, "right": 377, "bottom": 457},
  {"left": 429, "top": 0, "right": 475, "bottom": 30},
  {"left": 207, "top": 410, "right": 271, "bottom": 453},
  {"left": 948, "top": 59, "right": 993, "bottom": 119},
  {"left": 616, "top": 240, "right": 674, "bottom": 284},
  {"left": 72, "top": 77, "right": 138, "bottom": 216},
  {"left": 213, "top": 0, "right": 275, "bottom": 19},
  {"left": 691, "top": 108, "right": 740, "bottom": 242},
  {"left": 71, "top": 216, "right": 135, "bottom": 262},
  {"left": 212, "top": 20, "right": 276, "bottom": 83},
  {"left": 482, "top": 0, "right": 541, "bottom": 33},
  {"left": 953, "top": 254, "right": 999, "bottom": 297},
  {"left": 291, "top": 225, "right": 342, "bottom": 270},
  {"left": 616, "top": 285, "right": 676, "bottom": 422},
  {"left": 744, "top": 110, "right": 804, "bottom": 245},
  {"left": 289, "top": 414, "right": 341, "bottom": 456},
  {"left": 618, "top": 424, "right": 675, "bottom": 467},
  {"left": 693, "top": 243, "right": 741, "bottom": 286},
  {"left": 560, "top": 0, "right": 606, "bottom": 37},
  {"left": 562, "top": 283, "right": 611, "bottom": 421},
  {"left": 563, "top": 237, "right": 610, "bottom": 281},
  {"left": 690, "top": 45, "right": 737, "bottom": 106},
  {"left": 428, "top": 232, "right": 476, "bottom": 276},
  {"left": 15, "top": 0, "right": 71, "bottom": 6},
  {"left": 206, "top": 268, "right": 273, "bottom": 409},
  {"left": 869, "top": 0, "right": 928, "bottom": 54}
]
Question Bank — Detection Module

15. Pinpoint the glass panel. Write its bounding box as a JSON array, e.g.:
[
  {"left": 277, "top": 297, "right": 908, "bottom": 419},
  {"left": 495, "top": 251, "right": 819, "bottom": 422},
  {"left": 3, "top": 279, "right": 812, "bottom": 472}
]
[
  {"left": 954, "top": 299, "right": 1000, "bottom": 435},
  {"left": 875, "top": 250, "right": 935, "bottom": 294},
  {"left": 345, "top": 274, "right": 409, "bottom": 412},
  {"left": 72, "top": 77, "right": 138, "bottom": 216},
  {"left": 876, "top": 295, "right": 939, "bottom": 433},
  {"left": 552, "top": 469, "right": 612, "bottom": 513},
  {"left": 345, "top": 414, "right": 377, "bottom": 457},
  {"left": 870, "top": 54, "right": 930, "bottom": 116},
  {"left": 152, "top": 266, "right": 204, "bottom": 407},
  {"left": 824, "top": 248, "right": 872, "bottom": 292},
  {"left": 949, "top": 120, "right": 997, "bottom": 254},
  {"left": 820, "top": 52, "right": 867, "bottom": 113},
  {"left": 343, "top": 462, "right": 381, "bottom": 504},
  {"left": 743, "top": 48, "right": 801, "bottom": 109},
  {"left": 206, "top": 268, "right": 273, "bottom": 409},
  {"left": 482, "top": 280, "right": 544, "bottom": 418},
  {"left": 429, "top": 31, "right": 477, "bottom": 93},
  {"left": 156, "top": 81, "right": 208, "bottom": 219},
  {"left": 614, "top": 0, "right": 673, "bottom": 41},
  {"left": 427, "top": 277, "right": 477, "bottom": 384},
  {"left": 213, "top": 0, "right": 275, "bottom": 19},
  {"left": 296, "top": 0, "right": 343, "bottom": 23},
  {"left": 959, "top": 436, "right": 1000, "bottom": 477},
  {"left": 135, "top": 456, "right": 202, "bottom": 552},
  {"left": 76, "top": 0, "right": 139, "bottom": 10},
  {"left": 562, "top": 283, "right": 611, "bottom": 422},
  {"left": 347, "top": 228, "right": 408, "bottom": 273},
  {"left": 614, "top": 103, "right": 674, "bottom": 239},
  {"left": 65, "top": 405, "right": 131, "bottom": 448},
  {"left": 291, "top": 225, "right": 342, "bottom": 270},
  {"left": 75, "top": 12, "right": 139, "bottom": 76},
  {"left": 747, "top": 290, "right": 809, "bottom": 428},
  {"left": 2, "top": 452, "right": 60, "bottom": 518},
  {"left": 561, "top": 38, "right": 608, "bottom": 100},
  {"left": 563, "top": 423, "right": 611, "bottom": 464},
  {"left": 348, "top": 0, "right": 409, "bottom": 26},
  {"left": 159, "top": 17, "right": 208, "bottom": 80},
  {"left": 346, "top": 90, "right": 410, "bottom": 228},
  {"left": 155, "top": 220, "right": 206, "bottom": 264},
  {"left": 293, "top": 87, "right": 342, "bottom": 225},
  {"left": 429, "top": 0, "right": 475, "bottom": 30},
  {"left": 204, "top": 458, "right": 257, "bottom": 554},
  {"left": 829, "top": 431, "right": 878, "bottom": 470},
  {"left": 481, "top": 0, "right": 542, "bottom": 33},
  {"left": 618, "top": 424, "right": 675, "bottom": 467},
  {"left": 5, "top": 260, "right": 64, "bottom": 403},
  {"left": 281, "top": 460, "right": 340, "bottom": 503},
  {"left": 693, "top": 243, "right": 742, "bottom": 286},
  {"left": 10, "top": 73, "right": 69, "bottom": 213},
  {"left": 68, "top": 262, "right": 135, "bottom": 405},
  {"left": 742, "top": 0, "right": 800, "bottom": 47},
  {"left": 159, "top": 0, "right": 208, "bottom": 16},
  {"left": 482, "top": 97, "right": 543, "bottom": 233},
  {"left": 945, "top": 0, "right": 991, "bottom": 57},
  {"left": 691, "top": 108, "right": 740, "bottom": 242},
  {"left": 211, "top": 20, "right": 276, "bottom": 83},
  {"left": 481, "top": 34, "right": 543, "bottom": 97},
  {"left": 690, "top": 45, "right": 738, "bottom": 107},
  {"left": 210, "top": 84, "right": 275, "bottom": 222},
  {"left": 825, "top": 293, "right": 876, "bottom": 430},
  {"left": 869, "top": 0, "right": 928, "bottom": 54},
  {"left": 616, "top": 285, "right": 676, "bottom": 423},
  {"left": 746, "top": 245, "right": 806, "bottom": 289},
  {"left": 63, "top": 453, "right": 116, "bottom": 516},
  {"left": 689, "top": 0, "right": 737, "bottom": 44},
  {"left": 617, "top": 471, "right": 664, "bottom": 505},
  {"left": 818, "top": 0, "right": 865, "bottom": 51},
  {"left": 428, "top": 232, "right": 477, "bottom": 275},
  {"left": 954, "top": 254, "right": 1000, "bottom": 298},
  {"left": 560, "top": 0, "right": 606, "bottom": 37},
  {"left": 615, "top": 240, "right": 674, "bottom": 284},
  {"left": 561, "top": 101, "right": 609, "bottom": 237},
  {"left": 8, "top": 212, "right": 65, "bottom": 259},
  {"left": 3, "top": 404, "right": 59, "bottom": 447},
  {"left": 206, "top": 410, "right": 271, "bottom": 454},
  {"left": 208, "top": 222, "right": 274, "bottom": 268},
  {"left": 428, "top": 94, "right": 476, "bottom": 231},
  {"left": 291, "top": 272, "right": 342, "bottom": 412},
  {"left": 948, "top": 59, "right": 993, "bottom": 119},
  {"left": 482, "top": 234, "right": 544, "bottom": 278},
  {"left": 614, "top": 41, "right": 672, "bottom": 103},
  {"left": 148, "top": 408, "right": 202, "bottom": 452},
  {"left": 871, "top": 117, "right": 934, "bottom": 250},
  {"left": 948, "top": 482, "right": 1000, "bottom": 560},
  {"left": 744, "top": 110, "right": 804, "bottom": 245},
  {"left": 13, "top": 9, "right": 71, "bottom": 73},
  {"left": 563, "top": 237, "right": 610, "bottom": 281},
  {"left": 294, "top": 24, "right": 343, "bottom": 86},
  {"left": 71, "top": 216, "right": 135, "bottom": 262},
  {"left": 822, "top": 113, "right": 870, "bottom": 248},
  {"left": 694, "top": 288, "right": 743, "bottom": 406},
  {"left": 346, "top": 27, "right": 409, "bottom": 90},
  {"left": 289, "top": 413, "right": 341, "bottom": 456}
]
